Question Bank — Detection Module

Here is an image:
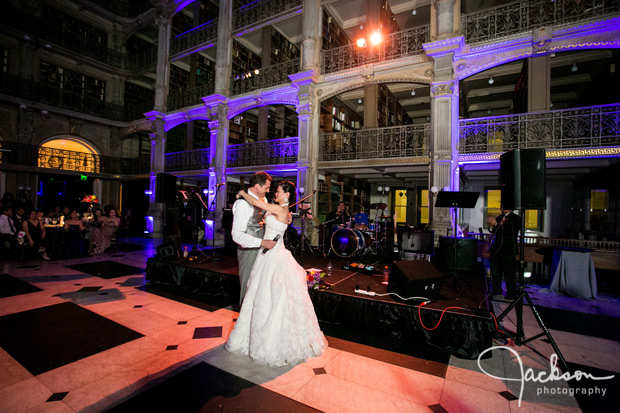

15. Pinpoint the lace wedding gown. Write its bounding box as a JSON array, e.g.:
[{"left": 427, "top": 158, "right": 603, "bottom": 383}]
[{"left": 226, "top": 214, "right": 327, "bottom": 366}]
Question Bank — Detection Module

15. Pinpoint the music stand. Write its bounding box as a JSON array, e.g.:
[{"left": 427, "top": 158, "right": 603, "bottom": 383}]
[{"left": 435, "top": 191, "right": 479, "bottom": 290}]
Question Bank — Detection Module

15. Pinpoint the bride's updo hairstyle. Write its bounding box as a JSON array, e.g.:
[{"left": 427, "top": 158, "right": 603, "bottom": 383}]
[{"left": 279, "top": 181, "right": 296, "bottom": 205}]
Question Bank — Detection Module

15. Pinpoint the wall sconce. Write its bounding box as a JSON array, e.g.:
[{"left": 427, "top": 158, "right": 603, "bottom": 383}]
[{"left": 377, "top": 185, "right": 390, "bottom": 195}]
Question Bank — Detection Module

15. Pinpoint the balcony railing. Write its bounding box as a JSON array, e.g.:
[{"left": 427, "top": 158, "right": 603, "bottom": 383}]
[
  {"left": 227, "top": 137, "right": 298, "bottom": 168},
  {"left": 171, "top": 19, "right": 218, "bottom": 56},
  {"left": 165, "top": 148, "right": 211, "bottom": 172},
  {"left": 167, "top": 83, "right": 216, "bottom": 111},
  {"left": 233, "top": 0, "right": 302, "bottom": 31},
  {"left": 322, "top": 26, "right": 429, "bottom": 75},
  {"left": 84, "top": 0, "right": 153, "bottom": 18},
  {"left": 231, "top": 59, "right": 300, "bottom": 95},
  {"left": 319, "top": 124, "right": 430, "bottom": 161},
  {"left": 461, "top": 0, "right": 620, "bottom": 44},
  {"left": 0, "top": 141, "right": 150, "bottom": 175},
  {"left": 459, "top": 103, "right": 620, "bottom": 154}
]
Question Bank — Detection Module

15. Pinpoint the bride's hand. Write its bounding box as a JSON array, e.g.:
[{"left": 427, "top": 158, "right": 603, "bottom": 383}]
[
  {"left": 236, "top": 190, "right": 246, "bottom": 199},
  {"left": 286, "top": 212, "right": 292, "bottom": 225}
]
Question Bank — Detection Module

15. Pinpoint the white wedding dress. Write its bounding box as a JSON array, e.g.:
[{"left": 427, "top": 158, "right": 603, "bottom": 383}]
[{"left": 226, "top": 214, "right": 327, "bottom": 366}]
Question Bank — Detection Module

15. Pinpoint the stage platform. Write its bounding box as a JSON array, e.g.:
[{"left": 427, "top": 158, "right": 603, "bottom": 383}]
[{"left": 145, "top": 250, "right": 496, "bottom": 359}]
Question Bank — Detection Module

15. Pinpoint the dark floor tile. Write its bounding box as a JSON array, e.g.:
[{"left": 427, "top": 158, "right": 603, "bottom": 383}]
[
  {"left": 46, "top": 392, "right": 69, "bottom": 402},
  {"left": 429, "top": 404, "right": 449, "bottom": 413},
  {"left": 108, "top": 362, "right": 318, "bottom": 412},
  {"left": 78, "top": 286, "right": 102, "bottom": 292},
  {"left": 499, "top": 390, "right": 518, "bottom": 401},
  {"left": 0, "top": 274, "right": 42, "bottom": 298},
  {"left": 567, "top": 361, "right": 619, "bottom": 412},
  {"left": 313, "top": 367, "right": 326, "bottom": 375},
  {"left": 66, "top": 261, "right": 145, "bottom": 279},
  {"left": 533, "top": 305, "right": 620, "bottom": 341},
  {"left": 120, "top": 277, "right": 144, "bottom": 287},
  {"left": 192, "top": 326, "right": 222, "bottom": 339},
  {"left": 0, "top": 302, "right": 143, "bottom": 375}
]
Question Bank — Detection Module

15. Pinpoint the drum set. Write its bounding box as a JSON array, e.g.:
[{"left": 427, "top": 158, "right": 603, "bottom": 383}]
[{"left": 328, "top": 203, "right": 390, "bottom": 258}]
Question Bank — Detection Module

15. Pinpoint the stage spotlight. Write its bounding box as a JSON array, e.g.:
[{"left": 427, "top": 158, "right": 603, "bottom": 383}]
[
  {"left": 356, "top": 38, "right": 367, "bottom": 48},
  {"left": 370, "top": 31, "right": 382, "bottom": 45}
]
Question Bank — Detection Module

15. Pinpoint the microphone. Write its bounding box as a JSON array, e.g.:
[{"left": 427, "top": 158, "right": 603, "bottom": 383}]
[
  {"left": 262, "top": 234, "right": 280, "bottom": 254},
  {"left": 215, "top": 183, "right": 225, "bottom": 187}
]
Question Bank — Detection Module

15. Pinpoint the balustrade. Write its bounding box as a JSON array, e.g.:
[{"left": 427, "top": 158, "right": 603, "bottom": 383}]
[
  {"left": 167, "top": 84, "right": 216, "bottom": 111},
  {"left": 233, "top": 0, "right": 302, "bottom": 31},
  {"left": 319, "top": 124, "right": 430, "bottom": 161},
  {"left": 461, "top": 0, "right": 620, "bottom": 44},
  {"left": 227, "top": 137, "right": 298, "bottom": 168},
  {"left": 459, "top": 103, "right": 620, "bottom": 154},
  {"left": 231, "top": 59, "right": 300, "bottom": 95},
  {"left": 322, "top": 26, "right": 429, "bottom": 75},
  {"left": 171, "top": 20, "right": 218, "bottom": 56},
  {"left": 165, "top": 148, "right": 211, "bottom": 172}
]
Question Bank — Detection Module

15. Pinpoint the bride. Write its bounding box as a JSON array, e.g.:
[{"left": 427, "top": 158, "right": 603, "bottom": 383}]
[{"left": 225, "top": 181, "right": 327, "bottom": 366}]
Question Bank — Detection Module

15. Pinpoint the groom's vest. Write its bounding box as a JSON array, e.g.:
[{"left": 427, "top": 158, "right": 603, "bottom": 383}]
[{"left": 243, "top": 199, "right": 264, "bottom": 246}]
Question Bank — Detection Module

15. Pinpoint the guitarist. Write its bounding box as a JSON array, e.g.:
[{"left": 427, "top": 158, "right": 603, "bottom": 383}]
[{"left": 486, "top": 205, "right": 521, "bottom": 300}]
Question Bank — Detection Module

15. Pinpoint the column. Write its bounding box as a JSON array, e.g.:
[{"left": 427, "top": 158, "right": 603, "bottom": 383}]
[
  {"left": 258, "top": 27, "right": 271, "bottom": 140},
  {"left": 528, "top": 55, "right": 551, "bottom": 111},
  {"left": 301, "top": 0, "right": 321, "bottom": 72},
  {"left": 431, "top": 0, "right": 460, "bottom": 41},
  {"left": 206, "top": 106, "right": 229, "bottom": 245},
  {"left": 154, "top": 15, "right": 172, "bottom": 112},
  {"left": 363, "top": 85, "right": 379, "bottom": 129},
  {"left": 147, "top": 114, "right": 166, "bottom": 238},
  {"left": 428, "top": 54, "right": 460, "bottom": 236},
  {"left": 214, "top": 0, "right": 233, "bottom": 96}
]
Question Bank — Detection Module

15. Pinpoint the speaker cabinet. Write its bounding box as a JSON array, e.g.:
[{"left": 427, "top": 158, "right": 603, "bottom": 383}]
[
  {"left": 500, "top": 149, "right": 546, "bottom": 210},
  {"left": 435, "top": 236, "right": 478, "bottom": 272},
  {"left": 155, "top": 173, "right": 177, "bottom": 204},
  {"left": 387, "top": 260, "right": 444, "bottom": 297},
  {"left": 156, "top": 237, "right": 180, "bottom": 261}
]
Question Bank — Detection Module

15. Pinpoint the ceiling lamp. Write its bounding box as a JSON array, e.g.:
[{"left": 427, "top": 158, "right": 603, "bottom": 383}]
[
  {"left": 487, "top": 108, "right": 491, "bottom": 115},
  {"left": 360, "top": 23, "right": 363, "bottom": 30},
  {"left": 412, "top": 8, "right": 417, "bottom": 15},
  {"left": 358, "top": 97, "right": 363, "bottom": 104},
  {"left": 411, "top": 89, "right": 416, "bottom": 96},
  {"left": 571, "top": 63, "right": 578, "bottom": 72},
  {"left": 488, "top": 76, "right": 494, "bottom": 85}
]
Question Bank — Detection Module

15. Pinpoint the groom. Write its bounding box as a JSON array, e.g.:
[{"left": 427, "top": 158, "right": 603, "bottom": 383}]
[{"left": 232, "top": 171, "right": 277, "bottom": 305}]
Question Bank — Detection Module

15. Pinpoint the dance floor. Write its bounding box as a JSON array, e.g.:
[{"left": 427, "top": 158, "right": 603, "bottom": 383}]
[{"left": 1, "top": 237, "right": 619, "bottom": 412}]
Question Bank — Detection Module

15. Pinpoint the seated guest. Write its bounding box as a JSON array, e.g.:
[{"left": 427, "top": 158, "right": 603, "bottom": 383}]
[
  {"left": 22, "top": 210, "right": 50, "bottom": 260},
  {"left": 94, "top": 208, "right": 121, "bottom": 253},
  {"left": 88, "top": 208, "right": 104, "bottom": 254},
  {"left": 0, "top": 206, "right": 17, "bottom": 259}
]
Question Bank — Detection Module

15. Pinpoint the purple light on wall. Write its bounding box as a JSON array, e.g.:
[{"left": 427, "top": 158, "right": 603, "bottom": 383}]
[{"left": 175, "top": 20, "right": 214, "bottom": 38}]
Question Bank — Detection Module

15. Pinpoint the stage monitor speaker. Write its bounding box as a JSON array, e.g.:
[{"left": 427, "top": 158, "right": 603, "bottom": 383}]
[
  {"left": 401, "top": 230, "right": 434, "bottom": 254},
  {"left": 435, "top": 236, "right": 478, "bottom": 272},
  {"left": 155, "top": 173, "right": 177, "bottom": 204},
  {"left": 156, "top": 238, "right": 180, "bottom": 261},
  {"left": 500, "top": 149, "right": 546, "bottom": 210},
  {"left": 387, "top": 260, "right": 444, "bottom": 298}
]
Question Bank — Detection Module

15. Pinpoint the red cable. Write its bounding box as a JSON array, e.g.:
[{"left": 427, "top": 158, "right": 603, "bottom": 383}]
[{"left": 417, "top": 301, "right": 509, "bottom": 337}]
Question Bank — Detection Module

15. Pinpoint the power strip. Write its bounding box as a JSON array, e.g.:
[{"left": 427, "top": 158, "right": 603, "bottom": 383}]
[{"left": 354, "top": 289, "right": 376, "bottom": 296}]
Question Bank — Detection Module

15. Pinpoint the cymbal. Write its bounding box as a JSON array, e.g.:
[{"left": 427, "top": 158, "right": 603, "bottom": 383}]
[{"left": 369, "top": 202, "right": 387, "bottom": 210}]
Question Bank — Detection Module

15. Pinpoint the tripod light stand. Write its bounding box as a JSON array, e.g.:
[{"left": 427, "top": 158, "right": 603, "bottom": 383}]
[{"left": 201, "top": 183, "right": 225, "bottom": 263}]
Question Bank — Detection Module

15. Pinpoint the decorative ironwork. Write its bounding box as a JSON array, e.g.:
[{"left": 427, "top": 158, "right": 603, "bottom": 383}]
[
  {"left": 165, "top": 148, "right": 211, "bottom": 172},
  {"left": 0, "top": 141, "right": 149, "bottom": 175},
  {"left": 461, "top": 0, "right": 620, "bottom": 44},
  {"left": 459, "top": 103, "right": 620, "bottom": 153},
  {"left": 322, "top": 26, "right": 429, "bottom": 75},
  {"left": 231, "top": 59, "right": 300, "bottom": 95},
  {"left": 227, "top": 137, "right": 298, "bottom": 168},
  {"left": 171, "top": 19, "right": 218, "bottom": 56},
  {"left": 167, "top": 84, "right": 216, "bottom": 111},
  {"left": 233, "top": 0, "right": 302, "bottom": 31},
  {"left": 319, "top": 124, "right": 430, "bottom": 161}
]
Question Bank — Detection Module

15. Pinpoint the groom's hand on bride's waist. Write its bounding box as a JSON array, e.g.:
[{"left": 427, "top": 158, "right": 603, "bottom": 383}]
[{"left": 261, "top": 239, "right": 277, "bottom": 250}]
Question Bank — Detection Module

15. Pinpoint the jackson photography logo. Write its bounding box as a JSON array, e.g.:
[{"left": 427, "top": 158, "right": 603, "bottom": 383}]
[{"left": 477, "top": 346, "right": 615, "bottom": 407}]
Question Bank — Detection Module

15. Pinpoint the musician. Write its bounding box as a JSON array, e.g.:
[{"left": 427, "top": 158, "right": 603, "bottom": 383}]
[
  {"left": 486, "top": 205, "right": 521, "bottom": 300},
  {"left": 327, "top": 202, "right": 350, "bottom": 226}
]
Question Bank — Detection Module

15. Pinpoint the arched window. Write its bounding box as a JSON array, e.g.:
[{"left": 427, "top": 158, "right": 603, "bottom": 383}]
[{"left": 38, "top": 138, "right": 100, "bottom": 173}]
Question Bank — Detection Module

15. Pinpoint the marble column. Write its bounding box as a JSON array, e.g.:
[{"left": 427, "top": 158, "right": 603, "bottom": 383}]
[
  {"left": 214, "top": 0, "right": 232, "bottom": 96},
  {"left": 154, "top": 15, "right": 171, "bottom": 112},
  {"left": 146, "top": 114, "right": 166, "bottom": 238},
  {"left": 301, "top": 0, "right": 321, "bottom": 72},
  {"left": 206, "top": 106, "right": 229, "bottom": 245},
  {"left": 528, "top": 55, "right": 551, "bottom": 111}
]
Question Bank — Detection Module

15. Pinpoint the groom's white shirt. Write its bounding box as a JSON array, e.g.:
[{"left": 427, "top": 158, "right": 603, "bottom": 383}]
[{"left": 231, "top": 190, "right": 265, "bottom": 248}]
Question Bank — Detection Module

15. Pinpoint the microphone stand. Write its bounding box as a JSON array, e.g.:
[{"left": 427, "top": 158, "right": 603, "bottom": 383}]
[
  {"left": 179, "top": 190, "right": 209, "bottom": 261},
  {"left": 201, "top": 184, "right": 225, "bottom": 263}
]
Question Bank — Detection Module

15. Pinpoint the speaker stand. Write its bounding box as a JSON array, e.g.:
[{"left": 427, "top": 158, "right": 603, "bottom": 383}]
[{"left": 495, "top": 207, "right": 570, "bottom": 373}]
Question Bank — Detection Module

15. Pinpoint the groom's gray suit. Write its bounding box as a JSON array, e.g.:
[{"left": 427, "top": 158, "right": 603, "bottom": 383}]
[{"left": 231, "top": 193, "right": 265, "bottom": 305}]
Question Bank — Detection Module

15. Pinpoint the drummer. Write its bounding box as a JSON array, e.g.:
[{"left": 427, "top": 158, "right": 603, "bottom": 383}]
[{"left": 327, "top": 201, "right": 351, "bottom": 226}]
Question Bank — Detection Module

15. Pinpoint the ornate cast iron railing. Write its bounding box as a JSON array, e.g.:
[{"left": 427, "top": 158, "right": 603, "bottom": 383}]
[
  {"left": 165, "top": 148, "right": 211, "bottom": 172},
  {"left": 227, "top": 137, "right": 298, "bottom": 168},
  {"left": 319, "top": 124, "right": 430, "bottom": 161},
  {"left": 459, "top": 103, "right": 620, "bottom": 153},
  {"left": 322, "top": 26, "right": 429, "bottom": 75},
  {"left": 0, "top": 142, "right": 150, "bottom": 175},
  {"left": 231, "top": 58, "right": 300, "bottom": 95},
  {"left": 171, "top": 19, "right": 218, "bottom": 56},
  {"left": 461, "top": 0, "right": 620, "bottom": 44},
  {"left": 167, "top": 84, "right": 216, "bottom": 111},
  {"left": 83, "top": 0, "right": 153, "bottom": 18},
  {"left": 233, "top": 0, "right": 302, "bottom": 31}
]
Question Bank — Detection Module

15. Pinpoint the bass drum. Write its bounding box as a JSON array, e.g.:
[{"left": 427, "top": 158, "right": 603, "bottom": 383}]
[{"left": 331, "top": 228, "right": 365, "bottom": 257}]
